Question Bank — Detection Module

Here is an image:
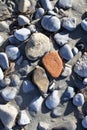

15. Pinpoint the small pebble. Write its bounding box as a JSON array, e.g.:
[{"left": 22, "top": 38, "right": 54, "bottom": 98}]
[
  {"left": 38, "top": 122, "right": 49, "bottom": 130},
  {"left": 28, "top": 24, "right": 37, "bottom": 33},
  {"left": 8, "top": 35, "right": 21, "bottom": 45},
  {"left": 81, "top": 18, "right": 87, "bottom": 31},
  {"left": 58, "top": 0, "right": 73, "bottom": 9},
  {"left": 0, "top": 77, "right": 10, "bottom": 87},
  {"left": 72, "top": 47, "right": 78, "bottom": 55},
  {"left": 0, "top": 52, "right": 9, "bottom": 69},
  {"left": 47, "top": 10, "right": 57, "bottom": 16},
  {"left": 52, "top": 105, "right": 64, "bottom": 117},
  {"left": 73, "top": 93, "right": 84, "bottom": 107},
  {"left": 35, "top": 8, "right": 45, "bottom": 19},
  {"left": 40, "top": 0, "right": 53, "bottom": 11},
  {"left": 62, "top": 64, "right": 72, "bottom": 77},
  {"left": 15, "top": 95, "right": 23, "bottom": 106},
  {"left": 16, "top": 56, "right": 23, "bottom": 66},
  {"left": 10, "top": 74, "right": 20, "bottom": 87},
  {"left": 18, "top": 15, "right": 30, "bottom": 26},
  {"left": 0, "top": 35, "right": 4, "bottom": 46},
  {"left": 83, "top": 78, "right": 87, "bottom": 85},
  {"left": 82, "top": 116, "right": 87, "bottom": 128},
  {"left": 0, "top": 67, "right": 4, "bottom": 80}
]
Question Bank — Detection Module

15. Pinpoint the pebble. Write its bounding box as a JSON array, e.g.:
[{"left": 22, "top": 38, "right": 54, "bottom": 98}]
[
  {"left": 0, "top": 67, "right": 4, "bottom": 80},
  {"left": 0, "top": 21, "right": 9, "bottom": 32},
  {"left": 59, "top": 44, "right": 73, "bottom": 61},
  {"left": 41, "top": 15, "right": 61, "bottom": 32},
  {"left": 52, "top": 105, "right": 64, "bottom": 117},
  {"left": 40, "top": 0, "right": 53, "bottom": 11},
  {"left": 10, "top": 74, "right": 20, "bottom": 87},
  {"left": 16, "top": 56, "right": 23, "bottom": 66},
  {"left": 62, "top": 17, "right": 76, "bottom": 31},
  {"left": 15, "top": 95, "right": 23, "bottom": 106},
  {"left": 47, "top": 10, "right": 57, "bottom": 16},
  {"left": 0, "top": 35, "right": 4, "bottom": 46},
  {"left": 0, "top": 77, "right": 11, "bottom": 87},
  {"left": 25, "top": 33, "right": 51, "bottom": 60},
  {"left": 1, "top": 87, "right": 17, "bottom": 101},
  {"left": 42, "top": 51, "right": 63, "bottom": 78},
  {"left": 72, "top": 47, "right": 78, "bottom": 55},
  {"left": 45, "top": 90, "right": 60, "bottom": 110},
  {"left": 35, "top": 8, "right": 45, "bottom": 19},
  {"left": 82, "top": 116, "right": 87, "bottom": 128},
  {"left": 33, "top": 66, "right": 49, "bottom": 94},
  {"left": 58, "top": 0, "right": 73, "bottom": 9},
  {"left": 54, "top": 32, "right": 70, "bottom": 46},
  {"left": 8, "top": 35, "right": 22, "bottom": 45},
  {"left": 38, "top": 122, "right": 49, "bottom": 130},
  {"left": 5, "top": 45, "right": 20, "bottom": 61},
  {"left": 14, "top": 28, "right": 31, "bottom": 41},
  {"left": 18, "top": 110, "right": 30, "bottom": 125},
  {"left": 18, "top": 15, "right": 30, "bottom": 26},
  {"left": 62, "top": 64, "right": 72, "bottom": 77},
  {"left": 83, "top": 78, "right": 87, "bottom": 85},
  {"left": 81, "top": 18, "right": 87, "bottom": 31},
  {"left": 28, "top": 24, "right": 37, "bottom": 33},
  {"left": 73, "top": 93, "right": 84, "bottom": 107},
  {"left": 0, "top": 52, "right": 9, "bottom": 69}
]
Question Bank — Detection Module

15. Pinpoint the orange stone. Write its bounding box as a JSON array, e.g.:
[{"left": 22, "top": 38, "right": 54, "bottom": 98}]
[{"left": 42, "top": 51, "right": 63, "bottom": 78}]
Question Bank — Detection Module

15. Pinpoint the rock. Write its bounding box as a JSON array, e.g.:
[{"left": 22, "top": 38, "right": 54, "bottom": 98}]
[
  {"left": 58, "top": 0, "right": 73, "bottom": 9},
  {"left": 73, "top": 93, "right": 84, "bottom": 107},
  {"left": 41, "top": 15, "right": 61, "bottom": 32},
  {"left": 22, "top": 80, "right": 35, "bottom": 93},
  {"left": 62, "top": 64, "right": 72, "bottom": 77},
  {"left": 16, "top": 56, "right": 23, "bottom": 66},
  {"left": 0, "top": 77, "right": 10, "bottom": 87},
  {"left": 0, "top": 21, "right": 9, "bottom": 32},
  {"left": 5, "top": 45, "right": 20, "bottom": 61},
  {"left": 8, "top": 35, "right": 21, "bottom": 45},
  {"left": 0, "top": 35, "right": 4, "bottom": 46},
  {"left": 25, "top": 33, "right": 51, "bottom": 60},
  {"left": 28, "top": 24, "right": 37, "bottom": 33},
  {"left": 81, "top": 18, "right": 87, "bottom": 31},
  {"left": 18, "top": 110, "right": 30, "bottom": 125},
  {"left": 0, "top": 52, "right": 9, "bottom": 69},
  {"left": 10, "top": 74, "right": 20, "bottom": 87},
  {"left": 0, "top": 102, "right": 18, "bottom": 129},
  {"left": 47, "top": 10, "right": 57, "bottom": 16},
  {"left": 82, "top": 116, "right": 87, "bottom": 128},
  {"left": 0, "top": 67, "right": 4, "bottom": 80},
  {"left": 15, "top": 96, "right": 23, "bottom": 106},
  {"left": 52, "top": 105, "right": 64, "bottom": 117},
  {"left": 29, "top": 96, "right": 43, "bottom": 113},
  {"left": 42, "top": 51, "right": 63, "bottom": 78},
  {"left": 54, "top": 32, "right": 70, "bottom": 46},
  {"left": 14, "top": 28, "right": 31, "bottom": 41},
  {"left": 54, "top": 7, "right": 59, "bottom": 13},
  {"left": 49, "top": 82, "right": 56, "bottom": 92},
  {"left": 35, "top": 8, "right": 45, "bottom": 19},
  {"left": 45, "top": 90, "right": 60, "bottom": 110},
  {"left": 40, "top": 0, "right": 53, "bottom": 11},
  {"left": 38, "top": 122, "right": 49, "bottom": 130},
  {"left": 74, "top": 52, "right": 87, "bottom": 77},
  {"left": 33, "top": 66, "right": 49, "bottom": 94},
  {"left": 1, "top": 87, "right": 17, "bottom": 101},
  {"left": 62, "top": 17, "right": 76, "bottom": 31},
  {"left": 72, "top": 47, "right": 78, "bottom": 55},
  {"left": 59, "top": 44, "right": 73, "bottom": 61},
  {"left": 83, "top": 78, "right": 87, "bottom": 85},
  {"left": 18, "top": 15, "right": 30, "bottom": 26},
  {"left": 18, "top": 0, "right": 31, "bottom": 13}
]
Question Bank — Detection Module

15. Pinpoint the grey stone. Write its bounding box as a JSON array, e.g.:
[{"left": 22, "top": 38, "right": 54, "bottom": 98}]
[
  {"left": 83, "top": 78, "right": 87, "bottom": 85},
  {"left": 0, "top": 21, "right": 9, "bottom": 32},
  {"left": 15, "top": 95, "right": 23, "bottom": 106},
  {"left": 18, "top": 15, "right": 30, "bottom": 26},
  {"left": 0, "top": 67, "right": 4, "bottom": 80},
  {"left": 41, "top": 15, "right": 61, "bottom": 32},
  {"left": 81, "top": 18, "right": 87, "bottom": 31},
  {"left": 72, "top": 47, "right": 78, "bottom": 55},
  {"left": 62, "top": 64, "right": 72, "bottom": 77},
  {"left": 38, "top": 122, "right": 49, "bottom": 130},
  {"left": 0, "top": 77, "right": 10, "bottom": 87},
  {"left": 82, "top": 116, "right": 87, "bottom": 128},
  {"left": 0, "top": 35, "right": 4, "bottom": 46},
  {"left": 28, "top": 24, "right": 37, "bottom": 33},
  {"left": 0, "top": 52, "right": 9, "bottom": 69},
  {"left": 16, "top": 56, "right": 23, "bottom": 66},
  {"left": 10, "top": 74, "right": 20, "bottom": 87},
  {"left": 73, "top": 93, "right": 84, "bottom": 107},
  {"left": 40, "top": 0, "right": 53, "bottom": 11},
  {"left": 8, "top": 35, "right": 22, "bottom": 45},
  {"left": 35, "top": 8, "right": 45, "bottom": 19},
  {"left": 58, "top": 0, "right": 73, "bottom": 9},
  {"left": 52, "top": 105, "right": 64, "bottom": 117},
  {"left": 47, "top": 10, "right": 57, "bottom": 16}
]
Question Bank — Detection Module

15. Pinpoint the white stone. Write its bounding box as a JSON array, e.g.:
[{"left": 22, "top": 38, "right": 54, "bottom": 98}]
[
  {"left": 73, "top": 93, "right": 84, "bottom": 107},
  {"left": 38, "top": 122, "right": 50, "bottom": 130},
  {"left": 83, "top": 78, "right": 87, "bottom": 85},
  {"left": 0, "top": 35, "right": 4, "bottom": 45},
  {"left": 81, "top": 18, "right": 87, "bottom": 31},
  {"left": 0, "top": 67, "right": 4, "bottom": 80},
  {"left": 62, "top": 64, "right": 72, "bottom": 77},
  {"left": 0, "top": 52, "right": 9, "bottom": 69},
  {"left": 82, "top": 116, "right": 87, "bottom": 128},
  {"left": 18, "top": 15, "right": 30, "bottom": 26}
]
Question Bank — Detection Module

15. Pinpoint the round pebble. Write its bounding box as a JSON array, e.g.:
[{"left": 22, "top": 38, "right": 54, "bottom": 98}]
[
  {"left": 35, "top": 8, "right": 44, "bottom": 19},
  {"left": 62, "top": 64, "right": 72, "bottom": 77},
  {"left": 72, "top": 47, "right": 78, "bottom": 55},
  {"left": 73, "top": 93, "right": 84, "bottom": 107},
  {"left": 0, "top": 52, "right": 9, "bottom": 69},
  {"left": 40, "top": 0, "right": 53, "bottom": 10},
  {"left": 0, "top": 77, "right": 10, "bottom": 87},
  {"left": 81, "top": 18, "right": 87, "bottom": 31},
  {"left": 82, "top": 116, "right": 87, "bottom": 128},
  {"left": 18, "top": 15, "right": 30, "bottom": 26}
]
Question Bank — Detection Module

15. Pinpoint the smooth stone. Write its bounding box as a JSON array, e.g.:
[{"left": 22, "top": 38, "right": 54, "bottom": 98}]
[
  {"left": 18, "top": 110, "right": 30, "bottom": 125},
  {"left": 0, "top": 77, "right": 10, "bottom": 87},
  {"left": 47, "top": 10, "right": 57, "bottom": 16},
  {"left": 72, "top": 47, "right": 78, "bottom": 55},
  {"left": 22, "top": 80, "right": 35, "bottom": 93},
  {"left": 49, "top": 82, "right": 56, "bottom": 92},
  {"left": 28, "top": 24, "right": 37, "bottom": 33},
  {"left": 0, "top": 52, "right": 9, "bottom": 69},
  {"left": 54, "top": 7, "right": 59, "bottom": 13},
  {"left": 29, "top": 96, "right": 43, "bottom": 113},
  {"left": 73, "top": 93, "right": 84, "bottom": 107},
  {"left": 14, "top": 28, "right": 31, "bottom": 41},
  {"left": 52, "top": 105, "right": 64, "bottom": 117},
  {"left": 18, "top": 15, "right": 30, "bottom": 26},
  {"left": 0, "top": 67, "right": 4, "bottom": 80},
  {"left": 10, "top": 74, "right": 20, "bottom": 87},
  {"left": 62, "top": 17, "right": 76, "bottom": 31},
  {"left": 35, "top": 8, "right": 45, "bottom": 19},
  {"left": 58, "top": 0, "right": 73, "bottom": 9},
  {"left": 83, "top": 78, "right": 87, "bottom": 85},
  {"left": 5, "top": 45, "right": 20, "bottom": 61},
  {"left": 0, "top": 21, "right": 9, "bottom": 32},
  {"left": 8, "top": 35, "right": 21, "bottom": 45},
  {"left": 38, "top": 122, "right": 49, "bottom": 130},
  {"left": 1, "top": 87, "right": 17, "bottom": 101},
  {"left": 15, "top": 96, "right": 23, "bottom": 106},
  {"left": 0, "top": 35, "right": 4, "bottom": 46},
  {"left": 41, "top": 15, "right": 61, "bottom": 32},
  {"left": 54, "top": 32, "right": 70, "bottom": 46},
  {"left": 62, "top": 64, "right": 72, "bottom": 77},
  {"left": 40, "top": 0, "right": 53, "bottom": 11},
  {"left": 81, "top": 18, "right": 87, "bottom": 31},
  {"left": 82, "top": 116, "right": 87, "bottom": 128},
  {"left": 45, "top": 90, "right": 60, "bottom": 110},
  {"left": 59, "top": 44, "right": 73, "bottom": 61},
  {"left": 16, "top": 56, "right": 23, "bottom": 66}
]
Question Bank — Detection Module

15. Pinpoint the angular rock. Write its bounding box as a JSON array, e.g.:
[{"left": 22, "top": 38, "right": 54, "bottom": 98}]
[
  {"left": 38, "top": 122, "right": 49, "bottom": 130},
  {"left": 81, "top": 18, "right": 87, "bottom": 31},
  {"left": 42, "top": 51, "right": 63, "bottom": 78},
  {"left": 40, "top": 0, "right": 53, "bottom": 11},
  {"left": 73, "top": 93, "right": 84, "bottom": 107},
  {"left": 0, "top": 21, "right": 9, "bottom": 32},
  {"left": 35, "top": 8, "right": 45, "bottom": 19},
  {"left": 0, "top": 67, "right": 4, "bottom": 80},
  {"left": 18, "top": 15, "right": 30, "bottom": 26},
  {"left": 0, "top": 52, "right": 9, "bottom": 69},
  {"left": 82, "top": 116, "right": 87, "bottom": 128},
  {"left": 58, "top": 0, "right": 73, "bottom": 9}
]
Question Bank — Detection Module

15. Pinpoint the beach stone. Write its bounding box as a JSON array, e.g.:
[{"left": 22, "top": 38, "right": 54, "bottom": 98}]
[
  {"left": 1, "top": 87, "right": 17, "bottom": 101},
  {"left": 28, "top": 24, "right": 37, "bottom": 33},
  {"left": 35, "top": 8, "right": 45, "bottom": 19},
  {"left": 18, "top": 15, "right": 30, "bottom": 26},
  {"left": 0, "top": 77, "right": 11, "bottom": 87},
  {"left": 16, "top": 56, "right": 23, "bottom": 66},
  {"left": 10, "top": 74, "right": 20, "bottom": 87},
  {"left": 29, "top": 96, "right": 43, "bottom": 113},
  {"left": 0, "top": 21, "right": 9, "bottom": 32},
  {"left": 45, "top": 90, "right": 60, "bottom": 110},
  {"left": 8, "top": 35, "right": 21, "bottom": 45},
  {"left": 54, "top": 32, "right": 70, "bottom": 46},
  {"left": 0, "top": 102, "right": 18, "bottom": 129},
  {"left": 18, "top": 110, "right": 30, "bottom": 125},
  {"left": 59, "top": 44, "right": 73, "bottom": 61},
  {"left": 58, "top": 0, "right": 73, "bottom": 9},
  {"left": 42, "top": 51, "right": 63, "bottom": 78},
  {"left": 41, "top": 15, "right": 61, "bottom": 32},
  {"left": 25, "top": 33, "right": 51, "bottom": 61},
  {"left": 52, "top": 105, "right": 64, "bottom": 117},
  {"left": 82, "top": 116, "right": 87, "bottom": 128},
  {"left": 0, "top": 67, "right": 4, "bottom": 80},
  {"left": 73, "top": 93, "right": 84, "bottom": 107},
  {"left": 0, "top": 35, "right": 4, "bottom": 46},
  {"left": 62, "top": 64, "right": 72, "bottom": 77},
  {"left": 33, "top": 66, "right": 49, "bottom": 94},
  {"left": 40, "top": 0, "right": 53, "bottom": 11},
  {"left": 0, "top": 52, "right": 9, "bottom": 69},
  {"left": 15, "top": 96, "right": 23, "bottom": 106},
  {"left": 47, "top": 10, "right": 57, "bottom": 16},
  {"left": 72, "top": 47, "right": 78, "bottom": 55},
  {"left": 83, "top": 78, "right": 87, "bottom": 85},
  {"left": 62, "top": 17, "right": 76, "bottom": 31},
  {"left": 5, "top": 45, "right": 20, "bottom": 61},
  {"left": 74, "top": 52, "right": 87, "bottom": 77},
  {"left": 14, "top": 28, "right": 31, "bottom": 42},
  {"left": 81, "top": 18, "right": 87, "bottom": 31},
  {"left": 38, "top": 122, "right": 49, "bottom": 130}
]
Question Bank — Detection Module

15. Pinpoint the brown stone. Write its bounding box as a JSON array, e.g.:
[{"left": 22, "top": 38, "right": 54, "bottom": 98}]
[{"left": 42, "top": 51, "right": 63, "bottom": 78}]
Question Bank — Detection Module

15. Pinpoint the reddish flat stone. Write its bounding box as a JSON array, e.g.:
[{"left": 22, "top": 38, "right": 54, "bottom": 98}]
[{"left": 42, "top": 51, "right": 63, "bottom": 78}]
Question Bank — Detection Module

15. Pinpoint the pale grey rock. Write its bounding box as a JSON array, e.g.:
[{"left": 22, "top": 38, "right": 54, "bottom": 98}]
[
  {"left": 15, "top": 95, "right": 23, "bottom": 106},
  {"left": 81, "top": 18, "right": 87, "bottom": 31},
  {"left": 35, "top": 8, "right": 45, "bottom": 19},
  {"left": 82, "top": 116, "right": 87, "bottom": 128},
  {"left": 40, "top": 0, "right": 53, "bottom": 10},
  {"left": 16, "top": 56, "right": 23, "bottom": 65},
  {"left": 0, "top": 67, "right": 4, "bottom": 80},
  {"left": 0, "top": 21, "right": 9, "bottom": 32},
  {"left": 8, "top": 35, "right": 21, "bottom": 45},
  {"left": 52, "top": 105, "right": 64, "bottom": 117},
  {"left": 83, "top": 78, "right": 87, "bottom": 85},
  {"left": 0, "top": 52, "right": 9, "bottom": 69},
  {"left": 0, "top": 77, "right": 10, "bottom": 87},
  {"left": 73, "top": 93, "right": 84, "bottom": 107},
  {"left": 18, "top": 15, "right": 30, "bottom": 26},
  {"left": 0, "top": 35, "right": 4, "bottom": 46},
  {"left": 38, "top": 122, "right": 49, "bottom": 130},
  {"left": 28, "top": 24, "right": 37, "bottom": 33},
  {"left": 47, "top": 10, "right": 57, "bottom": 16},
  {"left": 72, "top": 47, "right": 78, "bottom": 55},
  {"left": 58, "top": 0, "right": 73, "bottom": 9},
  {"left": 62, "top": 64, "right": 72, "bottom": 77},
  {"left": 10, "top": 74, "right": 20, "bottom": 87}
]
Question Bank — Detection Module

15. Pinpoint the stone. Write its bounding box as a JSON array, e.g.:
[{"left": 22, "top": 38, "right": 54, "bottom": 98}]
[
  {"left": 35, "top": 8, "right": 45, "bottom": 19},
  {"left": 18, "top": 110, "right": 30, "bottom": 125},
  {"left": 0, "top": 21, "right": 9, "bottom": 32},
  {"left": 25, "top": 33, "right": 51, "bottom": 61},
  {"left": 47, "top": 10, "right": 57, "bottom": 16},
  {"left": 5, "top": 45, "right": 20, "bottom": 61},
  {"left": 0, "top": 77, "right": 11, "bottom": 87},
  {"left": 73, "top": 93, "right": 84, "bottom": 107},
  {"left": 16, "top": 56, "right": 23, "bottom": 66},
  {"left": 62, "top": 64, "right": 72, "bottom": 77},
  {"left": 62, "top": 17, "right": 76, "bottom": 31},
  {"left": 58, "top": 0, "right": 73, "bottom": 9},
  {"left": 72, "top": 47, "right": 78, "bottom": 55},
  {"left": 38, "top": 122, "right": 49, "bottom": 130},
  {"left": 0, "top": 35, "right": 4, "bottom": 46},
  {"left": 42, "top": 51, "right": 63, "bottom": 78},
  {"left": 18, "top": 15, "right": 30, "bottom": 26},
  {"left": 54, "top": 32, "right": 70, "bottom": 46},
  {"left": 15, "top": 96, "right": 23, "bottom": 106},
  {"left": 81, "top": 18, "right": 87, "bottom": 31},
  {"left": 33, "top": 66, "right": 49, "bottom": 94},
  {"left": 59, "top": 44, "right": 73, "bottom": 61},
  {"left": 49, "top": 82, "right": 56, "bottom": 92},
  {"left": 83, "top": 78, "right": 87, "bottom": 85},
  {"left": 0, "top": 52, "right": 9, "bottom": 69},
  {"left": 8, "top": 35, "right": 21, "bottom": 45},
  {"left": 40, "top": 0, "right": 53, "bottom": 11},
  {"left": 10, "top": 74, "right": 20, "bottom": 87},
  {"left": 28, "top": 24, "right": 37, "bottom": 33},
  {"left": 45, "top": 90, "right": 60, "bottom": 110},
  {"left": 41, "top": 15, "right": 61, "bottom": 32},
  {"left": 0, "top": 67, "right": 4, "bottom": 80},
  {"left": 52, "top": 105, "right": 64, "bottom": 117},
  {"left": 0, "top": 102, "right": 18, "bottom": 129},
  {"left": 1, "top": 87, "right": 17, "bottom": 101},
  {"left": 29, "top": 96, "right": 43, "bottom": 113},
  {"left": 14, "top": 28, "right": 31, "bottom": 41},
  {"left": 82, "top": 116, "right": 87, "bottom": 128}
]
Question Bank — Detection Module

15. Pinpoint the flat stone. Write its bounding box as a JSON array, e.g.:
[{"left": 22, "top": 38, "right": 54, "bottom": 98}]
[
  {"left": 41, "top": 15, "right": 61, "bottom": 32},
  {"left": 82, "top": 116, "right": 87, "bottom": 128},
  {"left": 58, "top": 0, "right": 73, "bottom": 9},
  {"left": 38, "top": 122, "right": 49, "bottom": 130},
  {"left": 25, "top": 32, "right": 51, "bottom": 61},
  {"left": 81, "top": 18, "right": 87, "bottom": 31},
  {"left": 18, "top": 15, "right": 30, "bottom": 26},
  {"left": 0, "top": 67, "right": 4, "bottom": 80},
  {"left": 73, "top": 93, "right": 84, "bottom": 107},
  {"left": 40, "top": 0, "right": 53, "bottom": 11},
  {"left": 47, "top": 10, "right": 57, "bottom": 16},
  {"left": 0, "top": 52, "right": 9, "bottom": 69},
  {"left": 33, "top": 66, "right": 49, "bottom": 94},
  {"left": 35, "top": 8, "right": 45, "bottom": 19},
  {"left": 42, "top": 51, "right": 63, "bottom": 78}
]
